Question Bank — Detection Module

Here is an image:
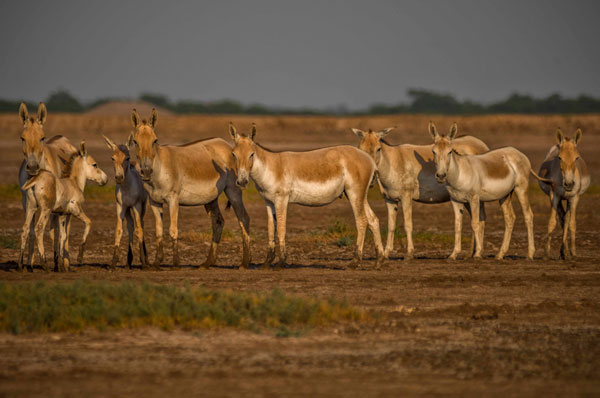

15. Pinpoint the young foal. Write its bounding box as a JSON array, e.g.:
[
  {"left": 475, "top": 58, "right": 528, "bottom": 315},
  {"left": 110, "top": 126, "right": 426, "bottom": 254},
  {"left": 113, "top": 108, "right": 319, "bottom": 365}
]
[
  {"left": 19, "top": 141, "right": 108, "bottom": 271},
  {"left": 537, "top": 129, "right": 590, "bottom": 259},
  {"left": 353, "top": 126, "right": 489, "bottom": 260},
  {"left": 18, "top": 102, "right": 78, "bottom": 268},
  {"left": 130, "top": 109, "right": 250, "bottom": 268},
  {"left": 103, "top": 135, "right": 151, "bottom": 269},
  {"left": 430, "top": 123, "right": 543, "bottom": 260},
  {"left": 230, "top": 123, "right": 384, "bottom": 269}
]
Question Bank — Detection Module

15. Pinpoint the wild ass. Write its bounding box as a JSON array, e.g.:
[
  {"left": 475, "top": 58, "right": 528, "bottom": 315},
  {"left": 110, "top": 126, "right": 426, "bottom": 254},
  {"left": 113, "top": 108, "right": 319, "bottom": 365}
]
[
  {"left": 103, "top": 135, "right": 154, "bottom": 269},
  {"left": 230, "top": 123, "right": 385, "bottom": 269},
  {"left": 430, "top": 122, "right": 547, "bottom": 260},
  {"left": 537, "top": 129, "right": 590, "bottom": 259},
  {"left": 19, "top": 141, "right": 108, "bottom": 272},
  {"left": 18, "top": 102, "right": 78, "bottom": 269},
  {"left": 130, "top": 109, "right": 250, "bottom": 268},
  {"left": 352, "top": 126, "right": 489, "bottom": 260}
]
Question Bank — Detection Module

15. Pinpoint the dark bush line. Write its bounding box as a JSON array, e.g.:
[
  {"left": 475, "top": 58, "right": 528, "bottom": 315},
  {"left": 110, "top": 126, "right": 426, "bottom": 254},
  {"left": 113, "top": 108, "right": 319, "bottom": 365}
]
[{"left": 3, "top": 88, "right": 600, "bottom": 115}]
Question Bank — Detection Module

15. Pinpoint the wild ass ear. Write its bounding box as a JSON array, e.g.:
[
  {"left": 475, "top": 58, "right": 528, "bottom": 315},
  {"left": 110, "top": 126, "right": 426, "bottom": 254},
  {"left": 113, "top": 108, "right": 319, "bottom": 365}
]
[
  {"left": 79, "top": 140, "right": 87, "bottom": 157},
  {"left": 555, "top": 128, "right": 564, "bottom": 146},
  {"left": 448, "top": 123, "right": 458, "bottom": 140},
  {"left": 102, "top": 135, "right": 116, "bottom": 151},
  {"left": 351, "top": 128, "right": 365, "bottom": 138},
  {"left": 573, "top": 128, "right": 582, "bottom": 144},
  {"left": 229, "top": 122, "right": 238, "bottom": 142},
  {"left": 428, "top": 121, "right": 438, "bottom": 140},
  {"left": 37, "top": 103, "right": 47, "bottom": 125},
  {"left": 150, "top": 108, "right": 158, "bottom": 128},
  {"left": 127, "top": 132, "right": 135, "bottom": 148},
  {"left": 377, "top": 126, "right": 396, "bottom": 138},
  {"left": 19, "top": 102, "right": 29, "bottom": 125},
  {"left": 131, "top": 109, "right": 141, "bottom": 129},
  {"left": 250, "top": 123, "right": 257, "bottom": 141}
]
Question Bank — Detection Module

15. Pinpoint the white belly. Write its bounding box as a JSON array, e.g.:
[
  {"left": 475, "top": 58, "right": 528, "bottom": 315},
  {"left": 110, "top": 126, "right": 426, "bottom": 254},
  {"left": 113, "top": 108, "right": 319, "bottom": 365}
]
[
  {"left": 479, "top": 175, "right": 516, "bottom": 201},
  {"left": 289, "top": 177, "right": 345, "bottom": 206}
]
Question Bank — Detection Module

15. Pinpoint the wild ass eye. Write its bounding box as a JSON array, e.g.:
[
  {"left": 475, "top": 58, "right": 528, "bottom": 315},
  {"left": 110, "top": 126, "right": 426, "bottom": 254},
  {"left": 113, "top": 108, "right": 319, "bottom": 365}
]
[
  {"left": 93, "top": 163, "right": 98, "bottom": 168},
  {"left": 20, "top": 137, "right": 25, "bottom": 142},
  {"left": 40, "top": 137, "right": 45, "bottom": 142},
  {"left": 153, "top": 139, "right": 158, "bottom": 145},
  {"left": 231, "top": 152, "right": 237, "bottom": 160},
  {"left": 249, "top": 152, "right": 255, "bottom": 160}
]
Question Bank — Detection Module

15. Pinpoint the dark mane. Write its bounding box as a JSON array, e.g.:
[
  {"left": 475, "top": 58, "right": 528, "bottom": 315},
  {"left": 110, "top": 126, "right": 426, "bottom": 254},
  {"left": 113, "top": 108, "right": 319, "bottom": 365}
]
[
  {"left": 177, "top": 137, "right": 219, "bottom": 147},
  {"left": 255, "top": 142, "right": 350, "bottom": 153},
  {"left": 61, "top": 152, "right": 81, "bottom": 178},
  {"left": 46, "top": 135, "right": 64, "bottom": 144}
]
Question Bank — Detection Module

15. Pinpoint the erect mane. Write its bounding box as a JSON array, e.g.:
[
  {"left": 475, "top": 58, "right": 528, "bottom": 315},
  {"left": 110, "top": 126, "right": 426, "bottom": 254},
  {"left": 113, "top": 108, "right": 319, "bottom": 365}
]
[
  {"left": 45, "top": 135, "right": 64, "bottom": 144},
  {"left": 61, "top": 152, "right": 81, "bottom": 178}
]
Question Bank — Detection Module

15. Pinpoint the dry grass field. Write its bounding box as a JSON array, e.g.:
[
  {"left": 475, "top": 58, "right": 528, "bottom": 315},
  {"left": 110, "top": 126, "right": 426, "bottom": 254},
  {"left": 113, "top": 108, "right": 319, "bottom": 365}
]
[{"left": 0, "top": 112, "right": 599, "bottom": 397}]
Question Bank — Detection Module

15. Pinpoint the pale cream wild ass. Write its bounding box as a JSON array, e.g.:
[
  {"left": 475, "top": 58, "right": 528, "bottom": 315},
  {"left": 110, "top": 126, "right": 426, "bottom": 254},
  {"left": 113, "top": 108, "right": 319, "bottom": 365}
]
[
  {"left": 430, "top": 122, "right": 548, "bottom": 260},
  {"left": 103, "top": 135, "right": 154, "bottom": 269},
  {"left": 130, "top": 109, "right": 251, "bottom": 268},
  {"left": 537, "top": 129, "right": 590, "bottom": 259},
  {"left": 19, "top": 141, "right": 108, "bottom": 272},
  {"left": 230, "top": 123, "right": 384, "bottom": 269},
  {"left": 18, "top": 102, "right": 78, "bottom": 268},
  {"left": 352, "top": 126, "right": 489, "bottom": 260}
]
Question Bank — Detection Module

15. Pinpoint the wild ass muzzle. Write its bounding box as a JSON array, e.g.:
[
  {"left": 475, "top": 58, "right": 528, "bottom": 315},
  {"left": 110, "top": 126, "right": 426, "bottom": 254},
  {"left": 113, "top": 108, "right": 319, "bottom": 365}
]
[
  {"left": 129, "top": 109, "right": 251, "bottom": 268},
  {"left": 537, "top": 128, "right": 590, "bottom": 259},
  {"left": 352, "top": 126, "right": 489, "bottom": 260},
  {"left": 230, "top": 122, "right": 385, "bottom": 269}
]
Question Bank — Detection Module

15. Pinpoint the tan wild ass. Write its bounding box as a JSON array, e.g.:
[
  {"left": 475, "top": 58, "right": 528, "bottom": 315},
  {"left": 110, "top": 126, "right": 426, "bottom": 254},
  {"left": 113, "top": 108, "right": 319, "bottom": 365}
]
[
  {"left": 103, "top": 135, "right": 154, "bottom": 269},
  {"left": 230, "top": 123, "right": 385, "bottom": 269},
  {"left": 430, "top": 122, "right": 547, "bottom": 260},
  {"left": 18, "top": 102, "right": 78, "bottom": 269},
  {"left": 537, "top": 128, "right": 590, "bottom": 259},
  {"left": 130, "top": 109, "right": 251, "bottom": 268},
  {"left": 352, "top": 126, "right": 489, "bottom": 260},
  {"left": 19, "top": 141, "right": 108, "bottom": 272}
]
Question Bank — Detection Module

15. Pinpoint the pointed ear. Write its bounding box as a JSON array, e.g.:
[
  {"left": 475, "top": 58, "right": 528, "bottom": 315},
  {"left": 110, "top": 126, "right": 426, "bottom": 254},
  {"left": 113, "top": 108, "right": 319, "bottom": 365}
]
[
  {"left": 377, "top": 126, "right": 396, "bottom": 138},
  {"left": 250, "top": 123, "right": 257, "bottom": 141},
  {"left": 229, "top": 122, "right": 238, "bottom": 142},
  {"left": 448, "top": 122, "right": 458, "bottom": 140},
  {"left": 573, "top": 128, "right": 582, "bottom": 144},
  {"left": 127, "top": 132, "right": 135, "bottom": 148},
  {"left": 150, "top": 108, "right": 158, "bottom": 128},
  {"left": 102, "top": 135, "right": 116, "bottom": 151},
  {"left": 556, "top": 128, "right": 564, "bottom": 146},
  {"left": 351, "top": 128, "right": 365, "bottom": 138},
  {"left": 19, "top": 102, "right": 29, "bottom": 125},
  {"left": 428, "top": 121, "right": 438, "bottom": 140},
  {"left": 131, "top": 109, "right": 141, "bottom": 129},
  {"left": 37, "top": 103, "right": 47, "bottom": 125},
  {"left": 79, "top": 140, "right": 87, "bottom": 157}
]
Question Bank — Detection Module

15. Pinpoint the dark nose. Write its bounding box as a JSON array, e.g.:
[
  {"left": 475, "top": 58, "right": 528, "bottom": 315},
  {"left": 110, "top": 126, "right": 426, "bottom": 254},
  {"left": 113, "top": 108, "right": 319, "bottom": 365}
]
[
  {"left": 141, "top": 167, "right": 152, "bottom": 179},
  {"left": 26, "top": 162, "right": 40, "bottom": 175},
  {"left": 564, "top": 181, "right": 574, "bottom": 190},
  {"left": 115, "top": 175, "right": 124, "bottom": 184},
  {"left": 436, "top": 173, "right": 446, "bottom": 180},
  {"left": 236, "top": 178, "right": 248, "bottom": 188}
]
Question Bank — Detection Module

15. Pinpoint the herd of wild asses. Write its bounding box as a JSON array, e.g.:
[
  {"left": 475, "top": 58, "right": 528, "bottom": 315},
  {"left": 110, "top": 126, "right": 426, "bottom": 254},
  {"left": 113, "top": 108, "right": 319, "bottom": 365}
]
[{"left": 16, "top": 103, "right": 590, "bottom": 272}]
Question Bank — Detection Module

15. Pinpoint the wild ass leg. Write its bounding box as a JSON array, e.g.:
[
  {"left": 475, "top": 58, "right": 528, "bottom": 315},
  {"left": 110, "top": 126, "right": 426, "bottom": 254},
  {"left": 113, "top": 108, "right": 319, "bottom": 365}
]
[
  {"left": 496, "top": 195, "right": 516, "bottom": 260},
  {"left": 111, "top": 202, "right": 124, "bottom": 269},
  {"left": 73, "top": 204, "right": 91, "bottom": 265},
  {"left": 34, "top": 208, "right": 52, "bottom": 273},
  {"left": 400, "top": 193, "right": 414, "bottom": 260},
  {"left": 364, "top": 201, "right": 385, "bottom": 267},
  {"left": 383, "top": 200, "right": 398, "bottom": 259},
  {"left": 449, "top": 200, "right": 463, "bottom": 260},
  {"left": 514, "top": 186, "right": 535, "bottom": 260},
  {"left": 477, "top": 202, "right": 486, "bottom": 256},
  {"left": 167, "top": 197, "right": 180, "bottom": 267},
  {"left": 199, "top": 199, "right": 223, "bottom": 269},
  {"left": 125, "top": 210, "right": 135, "bottom": 269},
  {"left": 225, "top": 184, "right": 251, "bottom": 269},
  {"left": 264, "top": 201, "right": 277, "bottom": 266},
  {"left": 568, "top": 195, "right": 580, "bottom": 258},
  {"left": 469, "top": 197, "right": 483, "bottom": 259},
  {"left": 140, "top": 198, "right": 148, "bottom": 266},
  {"left": 50, "top": 214, "right": 59, "bottom": 270},
  {"left": 561, "top": 199, "right": 572, "bottom": 260},
  {"left": 58, "top": 216, "right": 69, "bottom": 272},
  {"left": 19, "top": 203, "right": 37, "bottom": 272},
  {"left": 131, "top": 203, "right": 147, "bottom": 268},
  {"left": 273, "top": 196, "right": 289, "bottom": 269},
  {"left": 150, "top": 201, "right": 164, "bottom": 267},
  {"left": 347, "top": 190, "right": 368, "bottom": 269},
  {"left": 545, "top": 192, "right": 561, "bottom": 259}
]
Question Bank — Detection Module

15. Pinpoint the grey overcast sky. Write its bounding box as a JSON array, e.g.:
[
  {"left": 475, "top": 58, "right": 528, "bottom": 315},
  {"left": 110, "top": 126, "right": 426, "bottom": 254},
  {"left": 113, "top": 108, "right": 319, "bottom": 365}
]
[{"left": 1, "top": 0, "right": 599, "bottom": 109}]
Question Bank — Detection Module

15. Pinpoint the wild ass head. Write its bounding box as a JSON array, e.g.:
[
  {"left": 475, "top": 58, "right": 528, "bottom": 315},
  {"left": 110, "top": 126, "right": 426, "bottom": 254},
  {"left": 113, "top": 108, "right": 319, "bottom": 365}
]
[
  {"left": 429, "top": 122, "right": 458, "bottom": 184},
  {"left": 63, "top": 140, "right": 108, "bottom": 187},
  {"left": 103, "top": 135, "right": 130, "bottom": 184},
  {"left": 555, "top": 128, "right": 582, "bottom": 192},
  {"left": 19, "top": 102, "right": 47, "bottom": 176},
  {"left": 230, "top": 122, "right": 257, "bottom": 189},
  {"left": 130, "top": 108, "right": 158, "bottom": 181},
  {"left": 352, "top": 127, "right": 396, "bottom": 164}
]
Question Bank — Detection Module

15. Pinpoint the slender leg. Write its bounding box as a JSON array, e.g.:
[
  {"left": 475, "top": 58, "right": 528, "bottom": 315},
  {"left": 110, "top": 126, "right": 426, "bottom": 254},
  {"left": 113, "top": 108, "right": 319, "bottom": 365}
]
[
  {"left": 496, "top": 195, "right": 515, "bottom": 260},
  {"left": 364, "top": 200, "right": 385, "bottom": 267},
  {"left": 514, "top": 186, "right": 535, "bottom": 260},
  {"left": 199, "top": 199, "right": 224, "bottom": 269},
  {"left": 167, "top": 197, "right": 180, "bottom": 267},
  {"left": 346, "top": 189, "right": 368, "bottom": 269},
  {"left": 19, "top": 201, "right": 37, "bottom": 272},
  {"left": 545, "top": 192, "right": 560, "bottom": 259},
  {"left": 111, "top": 202, "right": 124, "bottom": 268},
  {"left": 150, "top": 201, "right": 164, "bottom": 267},
  {"left": 449, "top": 200, "right": 464, "bottom": 260},
  {"left": 34, "top": 208, "right": 52, "bottom": 272},
  {"left": 273, "top": 196, "right": 289, "bottom": 268},
  {"left": 478, "top": 202, "right": 486, "bottom": 256},
  {"left": 469, "top": 197, "right": 482, "bottom": 259},
  {"left": 264, "top": 201, "right": 276, "bottom": 266},
  {"left": 568, "top": 195, "right": 580, "bottom": 258},
  {"left": 400, "top": 193, "right": 414, "bottom": 260},
  {"left": 50, "top": 214, "right": 59, "bottom": 270},
  {"left": 561, "top": 199, "right": 572, "bottom": 260},
  {"left": 72, "top": 205, "right": 91, "bottom": 265},
  {"left": 58, "top": 215, "right": 69, "bottom": 272},
  {"left": 383, "top": 200, "right": 398, "bottom": 259},
  {"left": 131, "top": 203, "right": 147, "bottom": 268},
  {"left": 125, "top": 210, "right": 134, "bottom": 269},
  {"left": 225, "top": 184, "right": 251, "bottom": 269}
]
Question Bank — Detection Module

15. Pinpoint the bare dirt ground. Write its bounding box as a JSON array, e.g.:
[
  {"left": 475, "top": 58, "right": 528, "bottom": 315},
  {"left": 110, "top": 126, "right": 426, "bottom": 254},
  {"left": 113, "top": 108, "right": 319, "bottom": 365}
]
[{"left": 0, "top": 114, "right": 599, "bottom": 397}]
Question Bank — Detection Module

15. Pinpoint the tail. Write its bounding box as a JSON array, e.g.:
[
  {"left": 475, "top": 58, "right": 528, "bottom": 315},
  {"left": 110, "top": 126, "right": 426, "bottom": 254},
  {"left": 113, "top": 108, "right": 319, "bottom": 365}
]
[
  {"left": 530, "top": 169, "right": 553, "bottom": 185},
  {"left": 22, "top": 175, "right": 41, "bottom": 191}
]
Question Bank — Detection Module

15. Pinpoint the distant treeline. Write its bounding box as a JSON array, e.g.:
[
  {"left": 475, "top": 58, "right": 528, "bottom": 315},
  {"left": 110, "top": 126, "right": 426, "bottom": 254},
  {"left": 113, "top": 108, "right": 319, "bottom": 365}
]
[{"left": 2, "top": 88, "right": 600, "bottom": 115}]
